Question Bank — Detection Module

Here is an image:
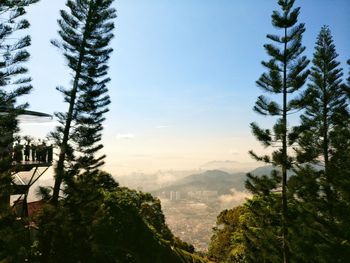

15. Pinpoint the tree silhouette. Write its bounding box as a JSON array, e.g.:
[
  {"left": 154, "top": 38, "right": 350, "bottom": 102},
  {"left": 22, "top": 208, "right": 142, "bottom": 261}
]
[
  {"left": 295, "top": 25, "right": 348, "bottom": 214},
  {"left": 51, "top": 0, "right": 116, "bottom": 204},
  {"left": 248, "top": 1, "right": 309, "bottom": 261},
  {"left": 0, "top": 0, "right": 39, "bottom": 213}
]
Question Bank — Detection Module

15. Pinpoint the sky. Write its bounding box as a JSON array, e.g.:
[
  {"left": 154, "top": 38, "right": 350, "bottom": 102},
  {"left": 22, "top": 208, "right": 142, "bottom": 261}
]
[{"left": 19, "top": 0, "right": 350, "bottom": 175}]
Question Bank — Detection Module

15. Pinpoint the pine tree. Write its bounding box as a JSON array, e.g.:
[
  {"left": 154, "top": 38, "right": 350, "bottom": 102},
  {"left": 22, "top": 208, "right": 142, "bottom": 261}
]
[
  {"left": 295, "top": 25, "right": 348, "bottom": 214},
  {"left": 348, "top": 60, "right": 350, "bottom": 85},
  {"left": 288, "top": 27, "right": 350, "bottom": 262},
  {"left": 346, "top": 59, "right": 350, "bottom": 99},
  {"left": 248, "top": 1, "right": 309, "bottom": 262},
  {"left": 243, "top": 172, "right": 283, "bottom": 263},
  {"left": 0, "top": 0, "right": 39, "bottom": 213},
  {"left": 51, "top": 0, "right": 116, "bottom": 204}
]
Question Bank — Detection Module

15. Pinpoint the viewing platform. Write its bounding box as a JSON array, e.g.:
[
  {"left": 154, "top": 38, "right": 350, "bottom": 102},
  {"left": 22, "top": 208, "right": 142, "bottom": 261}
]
[
  {"left": 12, "top": 161, "right": 52, "bottom": 173},
  {"left": 0, "top": 108, "right": 54, "bottom": 216},
  {"left": 10, "top": 143, "right": 53, "bottom": 208}
]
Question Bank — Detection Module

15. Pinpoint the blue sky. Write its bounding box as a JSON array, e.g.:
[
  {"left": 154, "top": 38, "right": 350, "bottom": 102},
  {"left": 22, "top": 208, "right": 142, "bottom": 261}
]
[{"left": 20, "top": 0, "right": 350, "bottom": 174}]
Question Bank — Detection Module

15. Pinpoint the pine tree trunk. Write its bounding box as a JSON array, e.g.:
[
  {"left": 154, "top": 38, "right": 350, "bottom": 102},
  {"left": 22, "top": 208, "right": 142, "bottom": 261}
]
[
  {"left": 322, "top": 75, "right": 333, "bottom": 218},
  {"left": 45, "top": 2, "right": 93, "bottom": 260},
  {"left": 282, "top": 26, "right": 289, "bottom": 263},
  {"left": 51, "top": 4, "right": 94, "bottom": 205}
]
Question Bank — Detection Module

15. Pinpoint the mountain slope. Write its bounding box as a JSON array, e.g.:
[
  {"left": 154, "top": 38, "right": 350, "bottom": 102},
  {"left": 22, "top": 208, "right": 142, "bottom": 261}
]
[
  {"left": 153, "top": 170, "right": 247, "bottom": 195},
  {"left": 152, "top": 166, "right": 279, "bottom": 196}
]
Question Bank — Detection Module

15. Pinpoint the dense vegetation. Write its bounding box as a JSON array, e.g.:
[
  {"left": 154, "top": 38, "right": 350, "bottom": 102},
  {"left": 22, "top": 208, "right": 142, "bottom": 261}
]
[
  {"left": 0, "top": 1, "right": 39, "bottom": 261},
  {"left": 208, "top": 1, "right": 350, "bottom": 262},
  {"left": 35, "top": 172, "right": 200, "bottom": 262},
  {"left": 0, "top": 0, "right": 39, "bottom": 214}
]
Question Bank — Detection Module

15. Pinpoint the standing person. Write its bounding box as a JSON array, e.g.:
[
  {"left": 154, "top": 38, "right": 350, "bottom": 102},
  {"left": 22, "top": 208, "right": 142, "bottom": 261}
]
[
  {"left": 24, "top": 143, "right": 30, "bottom": 162},
  {"left": 47, "top": 144, "right": 53, "bottom": 163},
  {"left": 14, "top": 143, "right": 23, "bottom": 163},
  {"left": 31, "top": 143, "right": 36, "bottom": 162},
  {"left": 41, "top": 141, "right": 47, "bottom": 163},
  {"left": 13, "top": 143, "right": 18, "bottom": 162},
  {"left": 36, "top": 140, "right": 42, "bottom": 162}
]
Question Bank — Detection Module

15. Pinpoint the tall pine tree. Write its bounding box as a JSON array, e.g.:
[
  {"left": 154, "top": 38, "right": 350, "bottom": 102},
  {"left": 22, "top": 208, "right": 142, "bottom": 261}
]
[
  {"left": 248, "top": 1, "right": 309, "bottom": 262},
  {"left": 51, "top": 0, "right": 116, "bottom": 204},
  {"left": 346, "top": 59, "right": 350, "bottom": 99},
  {"left": 284, "top": 26, "right": 350, "bottom": 262},
  {"left": 295, "top": 25, "right": 348, "bottom": 214},
  {"left": 0, "top": 0, "right": 39, "bottom": 213},
  {"left": 324, "top": 56, "right": 350, "bottom": 260}
]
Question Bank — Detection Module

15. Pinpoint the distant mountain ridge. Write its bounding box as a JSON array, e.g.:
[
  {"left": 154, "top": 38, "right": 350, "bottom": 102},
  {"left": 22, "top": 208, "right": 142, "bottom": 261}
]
[
  {"left": 200, "top": 160, "right": 258, "bottom": 173},
  {"left": 152, "top": 170, "right": 244, "bottom": 195},
  {"left": 152, "top": 166, "right": 276, "bottom": 196}
]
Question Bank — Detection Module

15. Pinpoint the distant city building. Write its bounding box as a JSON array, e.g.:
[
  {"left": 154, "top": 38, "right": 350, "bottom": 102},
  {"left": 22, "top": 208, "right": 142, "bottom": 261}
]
[
  {"left": 187, "top": 190, "right": 218, "bottom": 200},
  {"left": 170, "top": 191, "right": 175, "bottom": 200},
  {"left": 203, "top": 191, "right": 217, "bottom": 197},
  {"left": 170, "top": 191, "right": 181, "bottom": 201}
]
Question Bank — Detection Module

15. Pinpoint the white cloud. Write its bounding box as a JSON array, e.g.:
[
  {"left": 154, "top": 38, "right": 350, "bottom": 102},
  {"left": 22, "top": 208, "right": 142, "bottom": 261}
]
[
  {"left": 115, "top": 133, "right": 135, "bottom": 140},
  {"left": 218, "top": 188, "right": 251, "bottom": 208}
]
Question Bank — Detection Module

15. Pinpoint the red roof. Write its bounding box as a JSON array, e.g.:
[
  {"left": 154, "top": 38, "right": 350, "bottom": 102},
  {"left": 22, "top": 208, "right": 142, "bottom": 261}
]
[{"left": 27, "top": 200, "right": 45, "bottom": 217}]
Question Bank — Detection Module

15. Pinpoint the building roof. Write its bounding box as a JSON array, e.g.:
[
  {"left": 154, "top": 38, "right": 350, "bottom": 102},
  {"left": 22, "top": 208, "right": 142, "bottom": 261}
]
[
  {"left": 27, "top": 200, "right": 45, "bottom": 217},
  {"left": 0, "top": 108, "right": 52, "bottom": 123}
]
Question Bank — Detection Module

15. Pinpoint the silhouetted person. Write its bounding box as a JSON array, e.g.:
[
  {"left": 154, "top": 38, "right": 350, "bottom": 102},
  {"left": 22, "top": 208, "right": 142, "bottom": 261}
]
[
  {"left": 36, "top": 142, "right": 42, "bottom": 162},
  {"left": 24, "top": 143, "right": 30, "bottom": 162},
  {"left": 31, "top": 144, "right": 36, "bottom": 162},
  {"left": 41, "top": 142, "right": 47, "bottom": 162},
  {"left": 14, "top": 143, "right": 23, "bottom": 163},
  {"left": 47, "top": 144, "right": 53, "bottom": 163}
]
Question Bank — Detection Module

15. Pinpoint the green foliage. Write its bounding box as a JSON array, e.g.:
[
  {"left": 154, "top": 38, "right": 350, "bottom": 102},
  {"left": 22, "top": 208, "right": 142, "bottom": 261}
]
[
  {"left": 208, "top": 195, "right": 282, "bottom": 263},
  {"left": 172, "top": 247, "right": 208, "bottom": 263},
  {"left": 287, "top": 26, "right": 350, "bottom": 262},
  {"left": 346, "top": 59, "right": 350, "bottom": 99},
  {"left": 36, "top": 172, "right": 200, "bottom": 263},
  {"left": 210, "top": 24, "right": 350, "bottom": 263},
  {"left": 245, "top": 170, "right": 281, "bottom": 195},
  {"left": 0, "top": 2, "right": 41, "bottom": 261},
  {"left": 0, "top": 211, "right": 29, "bottom": 262},
  {"left": 248, "top": 1, "right": 309, "bottom": 261},
  {"left": 287, "top": 167, "right": 330, "bottom": 263},
  {"left": 208, "top": 206, "right": 246, "bottom": 263},
  {"left": 296, "top": 25, "right": 348, "bottom": 165},
  {"left": 242, "top": 194, "right": 283, "bottom": 263},
  {"left": 0, "top": 0, "right": 39, "bottom": 213},
  {"left": 51, "top": 0, "right": 116, "bottom": 203},
  {"left": 251, "top": 0, "right": 309, "bottom": 163}
]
